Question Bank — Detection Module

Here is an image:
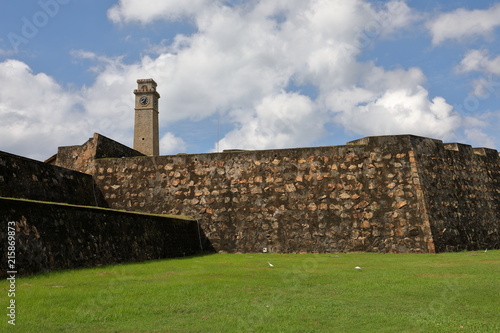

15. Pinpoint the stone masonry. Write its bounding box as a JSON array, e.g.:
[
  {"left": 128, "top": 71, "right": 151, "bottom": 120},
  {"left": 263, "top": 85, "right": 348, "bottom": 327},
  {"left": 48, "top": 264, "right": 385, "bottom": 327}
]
[
  {"left": 88, "top": 135, "right": 500, "bottom": 254},
  {"left": 0, "top": 149, "right": 206, "bottom": 276}
]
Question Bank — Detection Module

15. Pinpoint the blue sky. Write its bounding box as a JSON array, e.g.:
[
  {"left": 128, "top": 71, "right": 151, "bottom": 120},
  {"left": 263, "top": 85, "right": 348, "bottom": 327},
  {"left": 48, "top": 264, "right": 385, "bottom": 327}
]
[{"left": 1, "top": 0, "right": 500, "bottom": 160}]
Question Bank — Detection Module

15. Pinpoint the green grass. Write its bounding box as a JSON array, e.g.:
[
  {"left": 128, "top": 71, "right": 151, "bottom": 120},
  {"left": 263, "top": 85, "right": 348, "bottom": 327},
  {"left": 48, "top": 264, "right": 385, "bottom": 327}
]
[{"left": 2, "top": 251, "right": 499, "bottom": 332}]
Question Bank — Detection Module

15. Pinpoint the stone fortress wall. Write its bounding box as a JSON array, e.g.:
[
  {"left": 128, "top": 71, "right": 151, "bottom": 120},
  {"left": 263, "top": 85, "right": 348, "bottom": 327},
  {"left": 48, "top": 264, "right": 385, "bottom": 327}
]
[
  {"left": 1, "top": 198, "right": 202, "bottom": 277},
  {"left": 0, "top": 146, "right": 204, "bottom": 276},
  {"left": 0, "top": 150, "right": 104, "bottom": 206},
  {"left": 92, "top": 135, "right": 500, "bottom": 254},
  {"left": 4, "top": 78, "right": 497, "bottom": 276},
  {"left": 2, "top": 133, "right": 499, "bottom": 277},
  {"left": 411, "top": 139, "right": 500, "bottom": 252}
]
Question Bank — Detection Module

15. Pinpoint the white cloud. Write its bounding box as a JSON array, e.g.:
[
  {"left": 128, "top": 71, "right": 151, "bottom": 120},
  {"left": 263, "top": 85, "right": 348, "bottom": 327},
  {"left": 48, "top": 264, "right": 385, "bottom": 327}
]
[
  {"left": 108, "top": 0, "right": 218, "bottom": 24},
  {"left": 454, "top": 50, "right": 500, "bottom": 97},
  {"left": 0, "top": 60, "right": 91, "bottom": 160},
  {"left": 160, "top": 132, "right": 187, "bottom": 154},
  {"left": 456, "top": 49, "right": 500, "bottom": 75},
  {"left": 326, "top": 84, "right": 461, "bottom": 140},
  {"left": 323, "top": 64, "right": 461, "bottom": 140},
  {"left": 464, "top": 128, "right": 496, "bottom": 148},
  {"left": 217, "top": 92, "right": 323, "bottom": 150},
  {"left": 427, "top": 3, "right": 500, "bottom": 45},
  {"left": 469, "top": 76, "right": 500, "bottom": 98},
  {"left": 462, "top": 111, "right": 500, "bottom": 147},
  {"left": 1, "top": 0, "right": 474, "bottom": 159},
  {"left": 70, "top": 49, "right": 99, "bottom": 60},
  {"left": 0, "top": 57, "right": 147, "bottom": 160}
]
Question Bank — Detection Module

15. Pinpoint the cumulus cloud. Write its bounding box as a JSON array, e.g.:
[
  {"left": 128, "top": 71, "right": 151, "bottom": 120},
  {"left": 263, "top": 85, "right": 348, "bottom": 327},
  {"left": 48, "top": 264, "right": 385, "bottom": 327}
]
[
  {"left": 105, "top": 0, "right": 447, "bottom": 150},
  {"left": 339, "top": 65, "right": 461, "bottom": 140},
  {"left": 427, "top": 3, "right": 500, "bottom": 45},
  {"left": 456, "top": 49, "right": 500, "bottom": 75},
  {"left": 0, "top": 60, "right": 89, "bottom": 160},
  {"left": 454, "top": 50, "right": 500, "bottom": 98},
  {"left": 108, "top": 0, "right": 218, "bottom": 24},
  {"left": 469, "top": 76, "right": 500, "bottom": 98},
  {"left": 0, "top": 56, "right": 161, "bottom": 160},
  {"left": 160, "top": 132, "right": 187, "bottom": 154},
  {"left": 326, "top": 83, "right": 460, "bottom": 140},
  {"left": 2, "top": 0, "right": 475, "bottom": 159},
  {"left": 217, "top": 92, "right": 323, "bottom": 150},
  {"left": 0, "top": 56, "right": 192, "bottom": 159}
]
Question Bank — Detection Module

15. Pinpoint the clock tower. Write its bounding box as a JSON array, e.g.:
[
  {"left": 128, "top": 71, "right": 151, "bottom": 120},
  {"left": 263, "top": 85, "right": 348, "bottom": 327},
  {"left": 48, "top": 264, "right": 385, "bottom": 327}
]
[{"left": 134, "top": 78, "right": 160, "bottom": 156}]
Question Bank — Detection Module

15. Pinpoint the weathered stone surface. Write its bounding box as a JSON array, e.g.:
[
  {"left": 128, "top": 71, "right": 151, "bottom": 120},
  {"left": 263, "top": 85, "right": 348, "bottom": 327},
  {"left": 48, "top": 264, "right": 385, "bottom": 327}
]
[
  {"left": 0, "top": 198, "right": 206, "bottom": 277},
  {"left": 5, "top": 134, "right": 499, "bottom": 259},
  {"left": 412, "top": 139, "right": 500, "bottom": 252},
  {"left": 89, "top": 134, "right": 500, "bottom": 254},
  {"left": 46, "top": 133, "right": 144, "bottom": 175},
  {"left": 0, "top": 151, "right": 105, "bottom": 206}
]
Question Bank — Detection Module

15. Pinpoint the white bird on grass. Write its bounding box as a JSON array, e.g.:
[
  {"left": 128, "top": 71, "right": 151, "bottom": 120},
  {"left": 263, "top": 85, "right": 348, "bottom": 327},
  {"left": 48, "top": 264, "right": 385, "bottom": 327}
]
[
  {"left": 268, "top": 262, "right": 274, "bottom": 268},
  {"left": 354, "top": 266, "right": 362, "bottom": 270}
]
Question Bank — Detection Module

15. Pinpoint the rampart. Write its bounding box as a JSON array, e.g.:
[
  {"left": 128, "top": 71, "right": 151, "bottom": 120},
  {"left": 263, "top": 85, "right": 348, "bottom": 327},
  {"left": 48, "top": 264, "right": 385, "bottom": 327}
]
[
  {"left": 2, "top": 134, "right": 499, "bottom": 269},
  {"left": 0, "top": 150, "right": 105, "bottom": 206},
  {"left": 412, "top": 140, "right": 500, "bottom": 252},
  {"left": 0, "top": 197, "right": 203, "bottom": 276},
  {"left": 1, "top": 149, "right": 207, "bottom": 276},
  {"left": 92, "top": 135, "right": 499, "bottom": 254}
]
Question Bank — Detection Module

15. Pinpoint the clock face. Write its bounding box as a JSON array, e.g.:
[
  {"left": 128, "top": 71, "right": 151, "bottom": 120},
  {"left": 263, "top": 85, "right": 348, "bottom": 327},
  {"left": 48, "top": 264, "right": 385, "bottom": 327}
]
[{"left": 139, "top": 96, "right": 149, "bottom": 106}]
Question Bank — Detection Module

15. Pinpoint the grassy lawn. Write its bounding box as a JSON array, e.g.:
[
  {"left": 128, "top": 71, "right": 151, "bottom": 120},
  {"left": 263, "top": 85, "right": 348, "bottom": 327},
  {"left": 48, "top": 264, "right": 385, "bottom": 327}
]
[{"left": 2, "top": 251, "right": 499, "bottom": 332}]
